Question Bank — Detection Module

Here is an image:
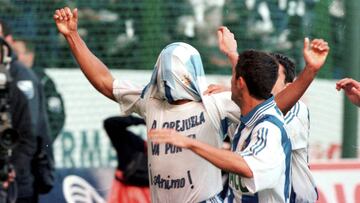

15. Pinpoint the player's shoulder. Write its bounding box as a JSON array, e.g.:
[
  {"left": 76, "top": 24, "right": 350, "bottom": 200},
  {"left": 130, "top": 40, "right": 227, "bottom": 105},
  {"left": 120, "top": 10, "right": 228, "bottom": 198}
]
[
  {"left": 297, "top": 100, "right": 308, "bottom": 110},
  {"left": 113, "top": 79, "right": 140, "bottom": 89},
  {"left": 287, "top": 100, "right": 309, "bottom": 117},
  {"left": 204, "top": 91, "right": 239, "bottom": 112},
  {"left": 284, "top": 101, "right": 309, "bottom": 127},
  {"left": 205, "top": 91, "right": 232, "bottom": 100},
  {"left": 252, "top": 114, "right": 283, "bottom": 134}
]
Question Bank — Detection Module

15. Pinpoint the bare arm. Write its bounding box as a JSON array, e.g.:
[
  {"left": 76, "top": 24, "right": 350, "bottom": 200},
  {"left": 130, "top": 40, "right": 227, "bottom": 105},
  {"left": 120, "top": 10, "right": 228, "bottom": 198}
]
[
  {"left": 149, "top": 129, "right": 253, "bottom": 178},
  {"left": 217, "top": 26, "right": 238, "bottom": 69},
  {"left": 276, "top": 38, "right": 330, "bottom": 113},
  {"left": 203, "top": 84, "right": 230, "bottom": 95},
  {"left": 217, "top": 27, "right": 329, "bottom": 114},
  {"left": 54, "top": 7, "right": 115, "bottom": 100}
]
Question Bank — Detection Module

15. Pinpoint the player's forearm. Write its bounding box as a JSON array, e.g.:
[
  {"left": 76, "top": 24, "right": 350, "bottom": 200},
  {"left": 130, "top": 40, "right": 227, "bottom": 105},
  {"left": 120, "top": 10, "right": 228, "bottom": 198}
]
[
  {"left": 65, "top": 32, "right": 115, "bottom": 100},
  {"left": 227, "top": 52, "right": 239, "bottom": 69},
  {"left": 188, "top": 140, "right": 253, "bottom": 178},
  {"left": 275, "top": 65, "right": 318, "bottom": 114}
]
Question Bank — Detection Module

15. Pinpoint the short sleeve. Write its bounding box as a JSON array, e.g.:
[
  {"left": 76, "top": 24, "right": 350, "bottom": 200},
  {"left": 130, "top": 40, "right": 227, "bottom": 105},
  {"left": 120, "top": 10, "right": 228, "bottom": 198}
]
[
  {"left": 206, "top": 91, "right": 240, "bottom": 140},
  {"left": 113, "top": 79, "right": 146, "bottom": 117},
  {"left": 240, "top": 123, "right": 285, "bottom": 193},
  {"left": 212, "top": 91, "right": 240, "bottom": 123},
  {"left": 285, "top": 101, "right": 309, "bottom": 150}
]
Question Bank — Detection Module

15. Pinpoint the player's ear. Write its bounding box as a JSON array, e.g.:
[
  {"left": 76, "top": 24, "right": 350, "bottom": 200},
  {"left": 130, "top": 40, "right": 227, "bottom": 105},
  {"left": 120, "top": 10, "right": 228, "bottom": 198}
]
[{"left": 238, "top": 76, "right": 246, "bottom": 89}]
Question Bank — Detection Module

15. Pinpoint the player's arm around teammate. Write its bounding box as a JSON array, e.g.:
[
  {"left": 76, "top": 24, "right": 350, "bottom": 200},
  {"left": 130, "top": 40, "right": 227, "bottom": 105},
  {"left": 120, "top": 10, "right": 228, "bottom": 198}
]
[
  {"left": 149, "top": 129, "right": 253, "bottom": 178},
  {"left": 216, "top": 27, "right": 329, "bottom": 114},
  {"left": 54, "top": 7, "right": 115, "bottom": 100},
  {"left": 336, "top": 78, "right": 360, "bottom": 107}
]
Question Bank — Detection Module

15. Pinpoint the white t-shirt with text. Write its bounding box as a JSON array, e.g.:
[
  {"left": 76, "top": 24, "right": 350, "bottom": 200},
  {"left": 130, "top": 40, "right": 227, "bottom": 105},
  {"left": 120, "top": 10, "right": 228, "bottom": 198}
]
[{"left": 113, "top": 79, "right": 240, "bottom": 203}]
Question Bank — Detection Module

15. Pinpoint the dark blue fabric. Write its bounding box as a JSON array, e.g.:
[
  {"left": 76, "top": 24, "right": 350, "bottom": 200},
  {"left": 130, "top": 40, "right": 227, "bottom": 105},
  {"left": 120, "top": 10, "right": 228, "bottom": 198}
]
[{"left": 242, "top": 193, "right": 258, "bottom": 203}]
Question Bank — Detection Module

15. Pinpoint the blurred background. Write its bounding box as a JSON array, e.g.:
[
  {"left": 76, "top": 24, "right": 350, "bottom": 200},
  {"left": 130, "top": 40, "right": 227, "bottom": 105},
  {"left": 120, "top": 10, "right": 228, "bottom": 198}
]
[
  {"left": 0, "top": 0, "right": 347, "bottom": 76},
  {"left": 0, "top": 0, "right": 359, "bottom": 202}
]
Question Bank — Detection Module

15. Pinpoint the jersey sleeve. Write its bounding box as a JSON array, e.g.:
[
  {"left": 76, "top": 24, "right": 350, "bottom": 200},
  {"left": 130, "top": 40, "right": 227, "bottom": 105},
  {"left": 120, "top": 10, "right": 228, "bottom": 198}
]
[
  {"left": 213, "top": 91, "right": 240, "bottom": 123},
  {"left": 207, "top": 91, "right": 241, "bottom": 139},
  {"left": 284, "top": 101, "right": 310, "bottom": 150},
  {"left": 113, "top": 79, "right": 146, "bottom": 117},
  {"left": 240, "top": 123, "right": 285, "bottom": 193}
]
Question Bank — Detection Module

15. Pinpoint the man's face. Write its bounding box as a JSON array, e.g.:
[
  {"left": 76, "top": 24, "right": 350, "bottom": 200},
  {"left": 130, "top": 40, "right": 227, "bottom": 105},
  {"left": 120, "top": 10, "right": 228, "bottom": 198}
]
[
  {"left": 13, "top": 40, "right": 34, "bottom": 68},
  {"left": 272, "top": 64, "right": 286, "bottom": 95}
]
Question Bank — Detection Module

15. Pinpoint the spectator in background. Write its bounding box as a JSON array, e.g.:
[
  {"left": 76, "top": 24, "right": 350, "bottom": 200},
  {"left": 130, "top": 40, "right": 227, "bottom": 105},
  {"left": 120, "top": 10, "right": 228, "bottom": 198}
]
[
  {"left": 0, "top": 19, "right": 54, "bottom": 203},
  {"left": 0, "top": 36, "right": 33, "bottom": 203},
  {"left": 103, "top": 115, "right": 150, "bottom": 203},
  {"left": 11, "top": 39, "right": 34, "bottom": 69},
  {"left": 336, "top": 78, "right": 360, "bottom": 107},
  {"left": 12, "top": 38, "right": 66, "bottom": 142}
]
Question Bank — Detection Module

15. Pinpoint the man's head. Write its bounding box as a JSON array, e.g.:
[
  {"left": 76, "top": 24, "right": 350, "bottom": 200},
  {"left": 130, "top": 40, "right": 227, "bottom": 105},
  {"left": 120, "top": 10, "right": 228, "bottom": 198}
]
[
  {"left": 231, "top": 50, "right": 279, "bottom": 105},
  {"left": 12, "top": 39, "right": 35, "bottom": 68},
  {"left": 142, "top": 42, "right": 206, "bottom": 104},
  {"left": 270, "top": 53, "right": 296, "bottom": 94}
]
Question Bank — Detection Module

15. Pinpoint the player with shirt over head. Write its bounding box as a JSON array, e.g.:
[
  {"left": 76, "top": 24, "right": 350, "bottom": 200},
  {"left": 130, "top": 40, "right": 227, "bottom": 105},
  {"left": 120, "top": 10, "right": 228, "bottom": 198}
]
[{"left": 54, "top": 7, "right": 242, "bottom": 203}]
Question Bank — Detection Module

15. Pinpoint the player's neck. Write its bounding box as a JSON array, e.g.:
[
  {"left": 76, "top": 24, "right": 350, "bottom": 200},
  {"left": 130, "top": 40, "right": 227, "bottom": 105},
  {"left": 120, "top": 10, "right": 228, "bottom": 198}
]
[{"left": 240, "top": 97, "right": 264, "bottom": 116}]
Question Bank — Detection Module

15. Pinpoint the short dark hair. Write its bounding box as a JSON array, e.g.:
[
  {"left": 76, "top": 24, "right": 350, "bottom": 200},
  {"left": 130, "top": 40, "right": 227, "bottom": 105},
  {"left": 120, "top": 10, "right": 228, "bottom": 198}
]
[
  {"left": 270, "top": 53, "right": 295, "bottom": 83},
  {"left": 0, "top": 19, "right": 11, "bottom": 37},
  {"left": 235, "top": 50, "right": 279, "bottom": 100}
]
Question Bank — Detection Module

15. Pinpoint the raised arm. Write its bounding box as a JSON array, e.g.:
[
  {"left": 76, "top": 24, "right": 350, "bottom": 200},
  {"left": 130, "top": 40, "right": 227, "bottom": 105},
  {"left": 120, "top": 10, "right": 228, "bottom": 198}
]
[
  {"left": 217, "top": 26, "right": 239, "bottom": 69},
  {"left": 275, "top": 38, "right": 330, "bottom": 114},
  {"left": 217, "top": 27, "right": 330, "bottom": 114},
  {"left": 54, "top": 7, "right": 115, "bottom": 100},
  {"left": 149, "top": 129, "right": 253, "bottom": 178}
]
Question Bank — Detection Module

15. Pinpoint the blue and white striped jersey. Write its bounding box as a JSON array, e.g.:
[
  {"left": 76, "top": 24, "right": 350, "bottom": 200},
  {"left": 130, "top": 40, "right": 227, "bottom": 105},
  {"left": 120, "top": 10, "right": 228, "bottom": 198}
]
[
  {"left": 226, "top": 97, "right": 292, "bottom": 203},
  {"left": 285, "top": 101, "right": 317, "bottom": 203}
]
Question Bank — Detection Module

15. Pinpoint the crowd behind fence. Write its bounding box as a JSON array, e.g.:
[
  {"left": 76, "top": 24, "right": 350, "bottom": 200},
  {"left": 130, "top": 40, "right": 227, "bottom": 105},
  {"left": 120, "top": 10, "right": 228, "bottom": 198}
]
[{"left": 0, "top": 0, "right": 346, "bottom": 78}]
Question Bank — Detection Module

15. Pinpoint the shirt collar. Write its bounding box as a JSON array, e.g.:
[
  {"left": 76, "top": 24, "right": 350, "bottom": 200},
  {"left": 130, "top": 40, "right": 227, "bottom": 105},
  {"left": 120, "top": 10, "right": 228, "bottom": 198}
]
[{"left": 240, "top": 96, "right": 276, "bottom": 127}]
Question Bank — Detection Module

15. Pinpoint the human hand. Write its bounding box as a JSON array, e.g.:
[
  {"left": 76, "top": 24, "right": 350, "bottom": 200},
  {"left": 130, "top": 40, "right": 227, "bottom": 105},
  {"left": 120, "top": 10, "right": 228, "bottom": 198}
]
[
  {"left": 203, "top": 84, "right": 230, "bottom": 95},
  {"left": 149, "top": 129, "right": 191, "bottom": 149},
  {"left": 336, "top": 78, "right": 360, "bottom": 107},
  {"left": 303, "top": 38, "right": 330, "bottom": 72},
  {"left": 2, "top": 169, "right": 15, "bottom": 189},
  {"left": 217, "top": 26, "right": 238, "bottom": 59},
  {"left": 54, "top": 7, "right": 78, "bottom": 36}
]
